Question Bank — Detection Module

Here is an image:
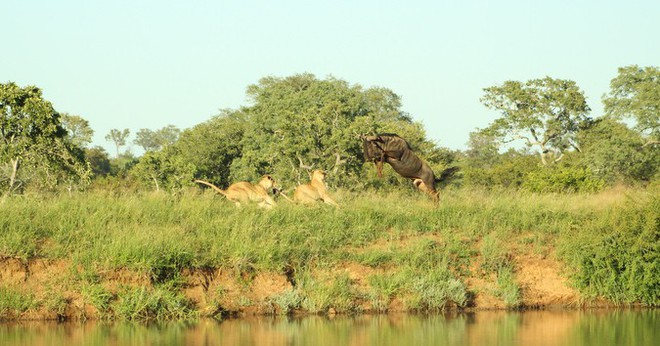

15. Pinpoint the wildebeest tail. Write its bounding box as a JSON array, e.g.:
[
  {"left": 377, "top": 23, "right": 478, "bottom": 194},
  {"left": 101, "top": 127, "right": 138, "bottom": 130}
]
[
  {"left": 194, "top": 179, "right": 228, "bottom": 197},
  {"left": 436, "top": 166, "right": 460, "bottom": 182}
]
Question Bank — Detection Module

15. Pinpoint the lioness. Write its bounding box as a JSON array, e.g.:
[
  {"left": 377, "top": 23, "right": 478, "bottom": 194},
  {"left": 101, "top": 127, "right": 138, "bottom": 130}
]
[
  {"left": 195, "top": 175, "right": 277, "bottom": 209},
  {"left": 293, "top": 170, "right": 339, "bottom": 207}
]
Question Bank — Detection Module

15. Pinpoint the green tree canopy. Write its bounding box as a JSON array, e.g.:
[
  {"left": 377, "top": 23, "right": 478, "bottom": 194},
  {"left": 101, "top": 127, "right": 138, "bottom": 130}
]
[
  {"left": 577, "top": 118, "right": 658, "bottom": 183},
  {"left": 85, "top": 146, "right": 112, "bottom": 177},
  {"left": 230, "top": 73, "right": 437, "bottom": 188},
  {"left": 138, "top": 74, "right": 451, "bottom": 192},
  {"left": 105, "top": 128, "right": 130, "bottom": 158},
  {"left": 465, "top": 129, "right": 501, "bottom": 169},
  {"left": 603, "top": 65, "right": 659, "bottom": 145},
  {"left": 480, "top": 77, "right": 591, "bottom": 165},
  {"left": 60, "top": 113, "right": 94, "bottom": 148},
  {"left": 173, "top": 109, "right": 246, "bottom": 185},
  {"left": 130, "top": 145, "right": 195, "bottom": 193},
  {"left": 134, "top": 125, "right": 181, "bottom": 152},
  {"left": 0, "top": 82, "right": 90, "bottom": 195}
]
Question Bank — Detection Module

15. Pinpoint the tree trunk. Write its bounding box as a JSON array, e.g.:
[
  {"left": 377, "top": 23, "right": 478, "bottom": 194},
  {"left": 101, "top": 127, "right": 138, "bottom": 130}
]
[
  {"left": 6, "top": 158, "right": 19, "bottom": 197},
  {"left": 331, "top": 152, "right": 346, "bottom": 174},
  {"left": 151, "top": 173, "right": 160, "bottom": 191},
  {"left": 539, "top": 151, "right": 548, "bottom": 166}
]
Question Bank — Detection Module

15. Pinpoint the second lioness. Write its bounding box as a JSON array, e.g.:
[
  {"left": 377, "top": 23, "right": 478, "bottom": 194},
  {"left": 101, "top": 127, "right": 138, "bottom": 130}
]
[
  {"left": 195, "top": 175, "right": 277, "bottom": 209},
  {"left": 293, "top": 170, "right": 339, "bottom": 207}
]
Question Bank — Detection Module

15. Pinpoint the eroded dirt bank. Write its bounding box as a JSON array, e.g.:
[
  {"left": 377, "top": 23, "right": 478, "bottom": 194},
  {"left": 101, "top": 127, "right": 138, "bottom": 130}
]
[{"left": 1, "top": 250, "right": 619, "bottom": 321}]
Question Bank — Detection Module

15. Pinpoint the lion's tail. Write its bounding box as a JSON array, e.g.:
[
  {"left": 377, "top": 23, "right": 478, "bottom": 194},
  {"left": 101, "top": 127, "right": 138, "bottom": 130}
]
[
  {"left": 436, "top": 166, "right": 460, "bottom": 183},
  {"left": 194, "top": 180, "right": 228, "bottom": 197}
]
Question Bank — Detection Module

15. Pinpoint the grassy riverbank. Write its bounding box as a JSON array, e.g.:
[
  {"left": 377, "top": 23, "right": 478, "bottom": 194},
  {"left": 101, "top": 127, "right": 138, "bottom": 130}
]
[{"left": 1, "top": 186, "right": 657, "bottom": 321}]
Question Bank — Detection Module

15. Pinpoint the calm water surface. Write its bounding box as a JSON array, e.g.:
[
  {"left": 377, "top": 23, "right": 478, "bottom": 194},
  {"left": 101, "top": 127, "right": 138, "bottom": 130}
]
[{"left": 1, "top": 309, "right": 656, "bottom": 346}]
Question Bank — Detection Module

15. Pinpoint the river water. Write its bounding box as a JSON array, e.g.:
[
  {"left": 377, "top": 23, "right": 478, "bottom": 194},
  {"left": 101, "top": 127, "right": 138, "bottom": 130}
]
[{"left": 1, "top": 309, "right": 656, "bottom": 346}]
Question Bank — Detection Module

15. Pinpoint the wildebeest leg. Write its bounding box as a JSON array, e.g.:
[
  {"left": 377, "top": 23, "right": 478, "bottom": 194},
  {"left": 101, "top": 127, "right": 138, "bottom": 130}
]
[
  {"left": 375, "top": 160, "right": 384, "bottom": 177},
  {"left": 413, "top": 178, "right": 439, "bottom": 203},
  {"left": 376, "top": 151, "right": 387, "bottom": 178}
]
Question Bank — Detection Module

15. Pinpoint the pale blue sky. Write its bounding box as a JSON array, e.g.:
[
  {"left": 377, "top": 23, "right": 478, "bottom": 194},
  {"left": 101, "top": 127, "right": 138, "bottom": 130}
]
[{"left": 3, "top": 1, "right": 658, "bottom": 152}]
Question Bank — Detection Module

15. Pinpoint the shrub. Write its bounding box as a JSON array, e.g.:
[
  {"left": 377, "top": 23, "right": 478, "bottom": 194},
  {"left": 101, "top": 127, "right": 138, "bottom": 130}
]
[
  {"left": 557, "top": 192, "right": 659, "bottom": 305},
  {"left": 523, "top": 166, "right": 605, "bottom": 193},
  {"left": 113, "top": 285, "right": 198, "bottom": 321}
]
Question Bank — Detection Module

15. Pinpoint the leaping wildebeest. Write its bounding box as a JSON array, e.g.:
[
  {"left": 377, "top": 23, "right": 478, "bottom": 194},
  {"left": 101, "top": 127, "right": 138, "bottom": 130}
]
[{"left": 362, "top": 133, "right": 458, "bottom": 202}]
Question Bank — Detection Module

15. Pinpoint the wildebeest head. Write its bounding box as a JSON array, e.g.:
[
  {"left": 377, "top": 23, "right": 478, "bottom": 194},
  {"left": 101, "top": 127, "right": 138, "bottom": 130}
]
[
  {"left": 361, "top": 133, "right": 409, "bottom": 161},
  {"left": 361, "top": 134, "right": 383, "bottom": 161}
]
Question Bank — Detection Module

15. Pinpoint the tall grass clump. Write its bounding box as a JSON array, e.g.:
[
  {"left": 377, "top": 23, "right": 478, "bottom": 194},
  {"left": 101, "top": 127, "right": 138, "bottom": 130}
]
[
  {"left": 557, "top": 191, "right": 659, "bottom": 306},
  {"left": 479, "top": 232, "right": 522, "bottom": 308},
  {"left": 494, "top": 266, "right": 522, "bottom": 308},
  {"left": 298, "top": 272, "right": 363, "bottom": 313},
  {"left": 402, "top": 267, "right": 468, "bottom": 311},
  {"left": 0, "top": 197, "right": 52, "bottom": 259},
  {"left": 112, "top": 285, "right": 198, "bottom": 321},
  {"left": 0, "top": 285, "right": 38, "bottom": 320},
  {"left": 479, "top": 232, "right": 513, "bottom": 274},
  {"left": 270, "top": 288, "right": 304, "bottom": 315},
  {"left": 80, "top": 283, "right": 114, "bottom": 319},
  {"left": 366, "top": 273, "right": 405, "bottom": 312},
  {"left": 389, "top": 239, "right": 468, "bottom": 310}
]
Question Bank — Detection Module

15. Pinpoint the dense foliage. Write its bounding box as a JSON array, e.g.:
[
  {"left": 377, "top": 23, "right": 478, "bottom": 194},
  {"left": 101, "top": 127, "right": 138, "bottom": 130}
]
[
  {"left": 0, "top": 82, "right": 90, "bottom": 196},
  {"left": 125, "top": 74, "right": 454, "bottom": 192},
  {"left": 480, "top": 77, "right": 591, "bottom": 165},
  {"left": 603, "top": 65, "right": 659, "bottom": 144},
  {"left": 558, "top": 192, "right": 659, "bottom": 305},
  {"left": 3, "top": 66, "right": 658, "bottom": 195}
]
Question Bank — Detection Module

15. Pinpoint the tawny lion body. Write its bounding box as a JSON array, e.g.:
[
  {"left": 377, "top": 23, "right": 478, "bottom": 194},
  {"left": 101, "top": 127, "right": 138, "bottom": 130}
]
[
  {"left": 195, "top": 175, "right": 277, "bottom": 209},
  {"left": 293, "top": 170, "right": 339, "bottom": 207}
]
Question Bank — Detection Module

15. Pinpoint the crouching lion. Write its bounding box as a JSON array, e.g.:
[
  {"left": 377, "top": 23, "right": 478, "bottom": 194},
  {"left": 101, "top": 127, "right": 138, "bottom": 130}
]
[
  {"left": 293, "top": 169, "right": 339, "bottom": 207},
  {"left": 195, "top": 175, "right": 277, "bottom": 209}
]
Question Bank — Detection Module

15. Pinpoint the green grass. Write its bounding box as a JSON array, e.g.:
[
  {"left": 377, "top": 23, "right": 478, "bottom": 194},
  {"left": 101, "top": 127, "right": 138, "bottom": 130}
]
[
  {"left": 0, "top": 185, "right": 657, "bottom": 320},
  {"left": 0, "top": 285, "right": 38, "bottom": 319},
  {"left": 112, "top": 285, "right": 198, "bottom": 321},
  {"left": 494, "top": 266, "right": 522, "bottom": 309}
]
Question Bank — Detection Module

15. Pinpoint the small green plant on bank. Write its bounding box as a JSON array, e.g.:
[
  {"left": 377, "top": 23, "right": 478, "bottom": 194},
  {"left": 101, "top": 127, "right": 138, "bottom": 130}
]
[
  {"left": 271, "top": 288, "right": 303, "bottom": 315},
  {"left": 367, "top": 273, "right": 405, "bottom": 312},
  {"left": 112, "top": 285, "right": 198, "bottom": 321},
  {"left": 43, "top": 289, "right": 68, "bottom": 318},
  {"left": 298, "top": 272, "right": 362, "bottom": 314},
  {"left": 403, "top": 267, "right": 468, "bottom": 311},
  {"left": 494, "top": 266, "right": 522, "bottom": 309},
  {"left": 480, "top": 232, "right": 513, "bottom": 274},
  {"left": 0, "top": 285, "right": 38, "bottom": 319},
  {"left": 80, "top": 283, "right": 114, "bottom": 318}
]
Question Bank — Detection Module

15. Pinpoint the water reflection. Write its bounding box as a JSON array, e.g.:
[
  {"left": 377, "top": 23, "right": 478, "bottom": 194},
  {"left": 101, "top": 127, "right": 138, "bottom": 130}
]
[{"left": 1, "top": 309, "right": 656, "bottom": 346}]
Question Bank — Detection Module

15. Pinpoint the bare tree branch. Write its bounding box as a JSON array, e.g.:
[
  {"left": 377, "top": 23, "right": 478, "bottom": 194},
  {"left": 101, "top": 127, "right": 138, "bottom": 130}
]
[
  {"left": 642, "top": 139, "right": 660, "bottom": 148},
  {"left": 331, "top": 152, "right": 347, "bottom": 173},
  {"left": 297, "top": 155, "right": 313, "bottom": 170}
]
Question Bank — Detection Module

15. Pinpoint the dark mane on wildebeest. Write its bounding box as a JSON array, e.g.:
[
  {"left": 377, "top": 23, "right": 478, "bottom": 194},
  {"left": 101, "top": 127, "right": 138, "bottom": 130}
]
[{"left": 361, "top": 133, "right": 458, "bottom": 203}]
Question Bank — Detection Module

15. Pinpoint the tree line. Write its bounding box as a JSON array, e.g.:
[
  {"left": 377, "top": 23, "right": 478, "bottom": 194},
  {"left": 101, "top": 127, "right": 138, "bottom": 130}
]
[{"left": 1, "top": 66, "right": 658, "bottom": 197}]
